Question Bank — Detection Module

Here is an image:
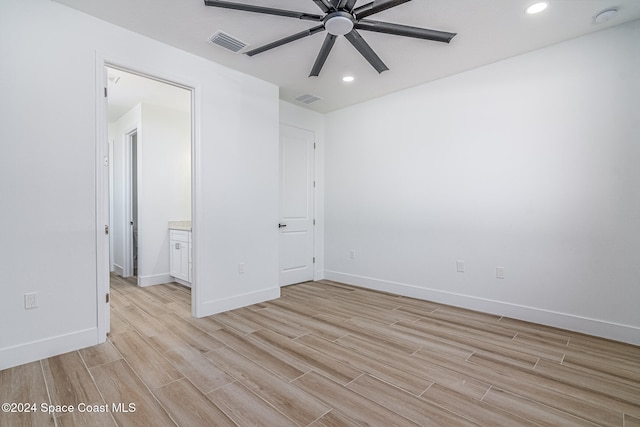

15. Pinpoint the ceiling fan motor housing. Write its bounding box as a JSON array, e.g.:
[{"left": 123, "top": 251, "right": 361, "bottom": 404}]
[{"left": 324, "top": 11, "right": 355, "bottom": 36}]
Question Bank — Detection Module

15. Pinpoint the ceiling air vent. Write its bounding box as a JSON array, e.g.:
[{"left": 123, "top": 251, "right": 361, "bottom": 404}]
[
  {"left": 294, "top": 93, "right": 322, "bottom": 105},
  {"left": 209, "top": 31, "right": 247, "bottom": 53}
]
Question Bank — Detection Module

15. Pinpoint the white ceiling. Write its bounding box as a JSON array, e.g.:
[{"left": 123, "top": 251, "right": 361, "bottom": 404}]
[{"left": 56, "top": 0, "right": 640, "bottom": 113}]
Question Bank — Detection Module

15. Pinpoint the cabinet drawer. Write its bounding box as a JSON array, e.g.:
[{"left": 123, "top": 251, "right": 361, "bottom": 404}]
[{"left": 170, "top": 229, "right": 190, "bottom": 243}]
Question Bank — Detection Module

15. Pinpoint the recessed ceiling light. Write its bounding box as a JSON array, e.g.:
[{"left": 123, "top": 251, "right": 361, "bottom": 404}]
[
  {"left": 594, "top": 8, "right": 618, "bottom": 24},
  {"left": 526, "top": 2, "right": 548, "bottom": 14},
  {"left": 342, "top": 76, "right": 354, "bottom": 82}
]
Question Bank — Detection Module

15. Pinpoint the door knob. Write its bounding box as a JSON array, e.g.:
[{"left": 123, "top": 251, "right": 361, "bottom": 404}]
[{"left": 278, "top": 223, "right": 287, "bottom": 228}]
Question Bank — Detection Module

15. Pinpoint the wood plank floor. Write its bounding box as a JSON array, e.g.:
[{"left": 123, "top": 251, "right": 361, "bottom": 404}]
[{"left": 2, "top": 276, "right": 639, "bottom": 426}]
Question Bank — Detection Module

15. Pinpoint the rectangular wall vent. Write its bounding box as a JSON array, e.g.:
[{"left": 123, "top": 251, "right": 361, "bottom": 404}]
[
  {"left": 209, "top": 31, "right": 247, "bottom": 53},
  {"left": 294, "top": 93, "right": 322, "bottom": 105}
]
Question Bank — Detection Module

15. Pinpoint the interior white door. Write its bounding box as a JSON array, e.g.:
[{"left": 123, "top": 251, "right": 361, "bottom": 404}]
[{"left": 279, "top": 124, "right": 315, "bottom": 286}]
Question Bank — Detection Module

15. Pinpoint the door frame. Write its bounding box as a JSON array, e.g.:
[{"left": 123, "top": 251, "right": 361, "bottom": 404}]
[
  {"left": 95, "top": 54, "right": 199, "bottom": 341},
  {"left": 122, "top": 127, "right": 139, "bottom": 279}
]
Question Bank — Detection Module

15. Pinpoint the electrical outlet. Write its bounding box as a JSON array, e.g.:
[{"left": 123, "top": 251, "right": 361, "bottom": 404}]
[
  {"left": 349, "top": 250, "right": 356, "bottom": 259},
  {"left": 496, "top": 267, "right": 505, "bottom": 279},
  {"left": 238, "top": 263, "right": 245, "bottom": 274},
  {"left": 24, "top": 292, "right": 38, "bottom": 309},
  {"left": 456, "top": 260, "right": 465, "bottom": 273}
]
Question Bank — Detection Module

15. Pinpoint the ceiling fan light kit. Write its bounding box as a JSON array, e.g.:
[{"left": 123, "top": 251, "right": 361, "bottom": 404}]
[
  {"left": 203, "top": 0, "right": 457, "bottom": 77},
  {"left": 325, "top": 12, "right": 355, "bottom": 36}
]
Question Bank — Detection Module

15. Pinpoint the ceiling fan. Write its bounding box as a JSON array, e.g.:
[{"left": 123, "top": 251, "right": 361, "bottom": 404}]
[{"left": 203, "top": 0, "right": 456, "bottom": 77}]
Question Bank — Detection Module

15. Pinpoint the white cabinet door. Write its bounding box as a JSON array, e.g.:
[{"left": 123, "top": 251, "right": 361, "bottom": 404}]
[{"left": 170, "top": 240, "right": 189, "bottom": 282}]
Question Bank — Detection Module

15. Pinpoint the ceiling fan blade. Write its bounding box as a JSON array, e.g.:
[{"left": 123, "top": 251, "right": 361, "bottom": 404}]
[
  {"left": 352, "top": 0, "right": 412, "bottom": 19},
  {"left": 344, "top": 29, "right": 389, "bottom": 73},
  {"left": 309, "top": 34, "right": 337, "bottom": 77},
  {"left": 355, "top": 19, "right": 456, "bottom": 43},
  {"left": 338, "top": 0, "right": 358, "bottom": 12},
  {"left": 245, "top": 25, "right": 325, "bottom": 56},
  {"left": 204, "top": 0, "right": 324, "bottom": 22},
  {"left": 311, "top": 0, "right": 333, "bottom": 13}
]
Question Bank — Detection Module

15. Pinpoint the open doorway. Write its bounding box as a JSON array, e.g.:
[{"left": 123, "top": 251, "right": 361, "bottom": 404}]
[{"left": 106, "top": 65, "right": 193, "bottom": 294}]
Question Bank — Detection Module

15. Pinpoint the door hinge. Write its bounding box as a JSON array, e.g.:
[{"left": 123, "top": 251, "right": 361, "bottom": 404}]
[
  {"left": 105, "top": 293, "right": 110, "bottom": 303},
  {"left": 313, "top": 257, "right": 316, "bottom": 263},
  {"left": 313, "top": 142, "right": 316, "bottom": 149},
  {"left": 104, "top": 87, "right": 108, "bottom": 97},
  {"left": 313, "top": 181, "right": 316, "bottom": 188},
  {"left": 313, "top": 219, "right": 316, "bottom": 226},
  {"left": 104, "top": 225, "right": 109, "bottom": 235}
]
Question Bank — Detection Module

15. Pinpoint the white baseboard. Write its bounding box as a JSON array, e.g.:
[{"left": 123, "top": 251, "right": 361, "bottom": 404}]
[
  {"left": 0, "top": 328, "right": 99, "bottom": 371},
  {"left": 112, "top": 264, "right": 124, "bottom": 276},
  {"left": 324, "top": 271, "right": 640, "bottom": 346},
  {"left": 196, "top": 287, "right": 280, "bottom": 318},
  {"left": 138, "top": 273, "right": 174, "bottom": 287}
]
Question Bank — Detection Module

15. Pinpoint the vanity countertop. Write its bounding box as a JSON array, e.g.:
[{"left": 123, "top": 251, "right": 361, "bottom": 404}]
[{"left": 168, "top": 220, "right": 192, "bottom": 231}]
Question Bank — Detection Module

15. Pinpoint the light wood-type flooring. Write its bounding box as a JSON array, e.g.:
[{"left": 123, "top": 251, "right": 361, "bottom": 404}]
[{"left": 2, "top": 276, "right": 640, "bottom": 426}]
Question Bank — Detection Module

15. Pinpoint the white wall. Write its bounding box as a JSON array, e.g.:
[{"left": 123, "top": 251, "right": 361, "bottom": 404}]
[
  {"left": 324, "top": 20, "right": 640, "bottom": 344},
  {"left": 0, "top": 0, "right": 279, "bottom": 370},
  {"left": 279, "top": 101, "right": 326, "bottom": 279},
  {"left": 139, "top": 103, "right": 191, "bottom": 286}
]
